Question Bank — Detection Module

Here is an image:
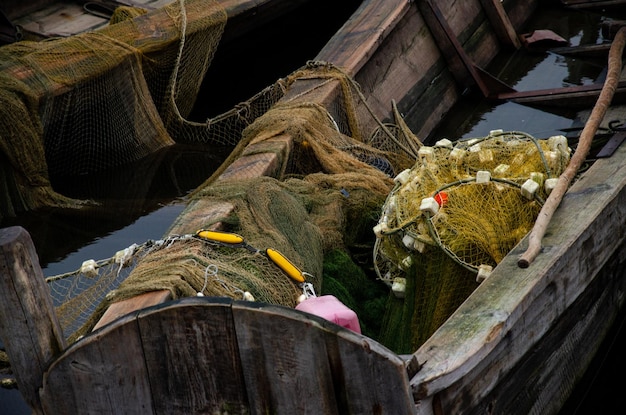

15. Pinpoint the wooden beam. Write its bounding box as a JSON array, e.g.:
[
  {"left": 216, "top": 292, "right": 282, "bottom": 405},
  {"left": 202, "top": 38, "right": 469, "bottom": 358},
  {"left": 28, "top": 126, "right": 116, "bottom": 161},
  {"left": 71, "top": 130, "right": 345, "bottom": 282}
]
[
  {"left": 417, "top": 0, "right": 515, "bottom": 97},
  {"left": 478, "top": 0, "right": 521, "bottom": 49},
  {"left": 550, "top": 43, "right": 611, "bottom": 58},
  {"left": 92, "top": 289, "right": 172, "bottom": 331},
  {"left": 495, "top": 81, "right": 626, "bottom": 109},
  {"left": 0, "top": 226, "right": 66, "bottom": 415},
  {"left": 561, "top": 0, "right": 626, "bottom": 10}
]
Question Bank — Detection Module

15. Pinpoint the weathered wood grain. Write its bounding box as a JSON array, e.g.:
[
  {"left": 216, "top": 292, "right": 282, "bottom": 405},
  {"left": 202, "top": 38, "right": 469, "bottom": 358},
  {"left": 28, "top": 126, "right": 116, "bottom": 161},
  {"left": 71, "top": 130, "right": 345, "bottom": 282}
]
[
  {"left": 233, "top": 300, "right": 415, "bottom": 414},
  {"left": 220, "top": 134, "right": 294, "bottom": 181},
  {"left": 41, "top": 297, "right": 415, "bottom": 414},
  {"left": 0, "top": 226, "right": 65, "bottom": 415},
  {"left": 41, "top": 312, "right": 152, "bottom": 414},
  {"left": 92, "top": 289, "right": 171, "bottom": 331},
  {"left": 457, "top": 242, "right": 626, "bottom": 414},
  {"left": 233, "top": 301, "right": 339, "bottom": 414},
  {"left": 479, "top": 0, "right": 521, "bottom": 49},
  {"left": 138, "top": 297, "right": 248, "bottom": 414}
]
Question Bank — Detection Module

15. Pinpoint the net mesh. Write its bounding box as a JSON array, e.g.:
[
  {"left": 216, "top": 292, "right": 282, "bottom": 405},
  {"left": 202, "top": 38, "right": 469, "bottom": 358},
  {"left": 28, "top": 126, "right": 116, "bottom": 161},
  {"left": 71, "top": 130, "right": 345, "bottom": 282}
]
[
  {"left": 374, "top": 131, "right": 571, "bottom": 352},
  {"left": 44, "top": 61, "right": 421, "bottom": 344},
  {"left": 0, "top": 0, "right": 287, "bottom": 219}
]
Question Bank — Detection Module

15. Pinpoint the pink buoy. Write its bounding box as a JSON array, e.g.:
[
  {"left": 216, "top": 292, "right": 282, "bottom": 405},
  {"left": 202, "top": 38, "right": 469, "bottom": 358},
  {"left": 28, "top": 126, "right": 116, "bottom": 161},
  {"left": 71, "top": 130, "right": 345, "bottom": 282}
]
[{"left": 295, "top": 295, "right": 361, "bottom": 333}]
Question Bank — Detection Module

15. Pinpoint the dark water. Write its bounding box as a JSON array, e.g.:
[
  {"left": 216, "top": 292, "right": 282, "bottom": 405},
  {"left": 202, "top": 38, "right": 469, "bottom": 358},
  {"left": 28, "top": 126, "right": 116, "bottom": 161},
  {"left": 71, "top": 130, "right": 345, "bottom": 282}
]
[{"left": 1, "top": 1, "right": 625, "bottom": 414}]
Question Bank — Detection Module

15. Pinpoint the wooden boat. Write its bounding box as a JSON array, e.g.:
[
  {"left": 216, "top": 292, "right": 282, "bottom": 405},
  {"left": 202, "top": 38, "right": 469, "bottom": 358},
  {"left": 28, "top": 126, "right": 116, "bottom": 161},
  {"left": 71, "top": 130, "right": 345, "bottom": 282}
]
[{"left": 1, "top": 0, "right": 626, "bottom": 414}]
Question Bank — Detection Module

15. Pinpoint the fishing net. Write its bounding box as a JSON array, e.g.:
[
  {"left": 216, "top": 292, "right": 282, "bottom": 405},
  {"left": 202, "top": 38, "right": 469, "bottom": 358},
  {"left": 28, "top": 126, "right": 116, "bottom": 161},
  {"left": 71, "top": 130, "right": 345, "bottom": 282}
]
[
  {"left": 42, "top": 61, "right": 420, "bottom": 344},
  {"left": 0, "top": 0, "right": 285, "bottom": 219},
  {"left": 375, "top": 131, "right": 571, "bottom": 352}
]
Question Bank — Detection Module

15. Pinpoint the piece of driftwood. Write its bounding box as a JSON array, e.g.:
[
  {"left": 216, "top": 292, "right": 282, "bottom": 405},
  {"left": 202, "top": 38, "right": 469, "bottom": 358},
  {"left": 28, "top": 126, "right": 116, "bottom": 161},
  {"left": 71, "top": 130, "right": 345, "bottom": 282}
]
[{"left": 518, "top": 26, "right": 626, "bottom": 268}]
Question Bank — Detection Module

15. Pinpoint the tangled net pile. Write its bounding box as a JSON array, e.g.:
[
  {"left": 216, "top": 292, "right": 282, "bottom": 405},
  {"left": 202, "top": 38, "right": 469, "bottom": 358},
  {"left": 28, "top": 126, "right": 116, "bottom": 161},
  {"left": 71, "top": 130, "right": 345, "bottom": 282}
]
[
  {"left": 374, "top": 131, "right": 571, "bottom": 352},
  {"left": 0, "top": 0, "right": 284, "bottom": 218},
  {"left": 39, "top": 58, "right": 422, "bottom": 344}
]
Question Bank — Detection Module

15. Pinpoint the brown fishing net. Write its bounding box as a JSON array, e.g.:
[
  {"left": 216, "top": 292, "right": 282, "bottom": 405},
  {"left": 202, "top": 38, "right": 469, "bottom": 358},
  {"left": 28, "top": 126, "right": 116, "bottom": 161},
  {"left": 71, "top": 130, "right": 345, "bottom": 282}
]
[
  {"left": 38, "top": 55, "right": 572, "bottom": 356},
  {"left": 0, "top": 0, "right": 289, "bottom": 219},
  {"left": 47, "top": 61, "right": 419, "bottom": 343}
]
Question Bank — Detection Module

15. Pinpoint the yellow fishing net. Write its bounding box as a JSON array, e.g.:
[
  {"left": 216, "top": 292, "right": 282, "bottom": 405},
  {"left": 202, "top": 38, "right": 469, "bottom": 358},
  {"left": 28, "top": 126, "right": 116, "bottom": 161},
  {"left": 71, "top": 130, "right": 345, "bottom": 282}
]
[{"left": 375, "top": 131, "right": 571, "bottom": 351}]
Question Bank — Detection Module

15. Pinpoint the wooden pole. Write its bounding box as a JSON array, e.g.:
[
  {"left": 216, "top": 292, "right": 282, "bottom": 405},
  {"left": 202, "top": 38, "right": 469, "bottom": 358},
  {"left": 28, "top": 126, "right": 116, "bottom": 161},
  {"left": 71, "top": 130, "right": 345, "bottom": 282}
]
[
  {"left": 518, "top": 27, "right": 626, "bottom": 268},
  {"left": 0, "top": 226, "right": 66, "bottom": 414}
]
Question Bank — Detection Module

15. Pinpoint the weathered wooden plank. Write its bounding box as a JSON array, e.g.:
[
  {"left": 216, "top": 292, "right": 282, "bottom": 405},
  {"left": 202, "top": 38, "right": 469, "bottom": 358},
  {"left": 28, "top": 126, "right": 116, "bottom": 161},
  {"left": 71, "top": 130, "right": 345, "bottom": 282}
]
[
  {"left": 0, "top": 226, "right": 65, "bottom": 415},
  {"left": 219, "top": 134, "right": 294, "bottom": 181},
  {"left": 450, "top": 242, "right": 626, "bottom": 414},
  {"left": 42, "top": 297, "right": 251, "bottom": 414},
  {"left": 232, "top": 301, "right": 416, "bottom": 414},
  {"left": 3, "top": 0, "right": 54, "bottom": 21},
  {"left": 550, "top": 43, "right": 612, "bottom": 58},
  {"left": 478, "top": 0, "right": 521, "bottom": 49},
  {"left": 561, "top": 0, "right": 626, "bottom": 9},
  {"left": 417, "top": 0, "right": 502, "bottom": 98},
  {"left": 350, "top": 3, "right": 448, "bottom": 135},
  {"left": 15, "top": 3, "right": 105, "bottom": 38},
  {"left": 232, "top": 301, "right": 340, "bottom": 414},
  {"left": 10, "top": 0, "right": 174, "bottom": 39},
  {"left": 167, "top": 200, "right": 234, "bottom": 235},
  {"left": 328, "top": 323, "right": 416, "bottom": 414},
  {"left": 410, "top": 107, "right": 626, "bottom": 401},
  {"left": 92, "top": 289, "right": 171, "bottom": 331},
  {"left": 316, "top": 0, "right": 410, "bottom": 77},
  {"left": 40, "top": 311, "right": 152, "bottom": 414},
  {"left": 497, "top": 81, "right": 626, "bottom": 109},
  {"left": 41, "top": 296, "right": 416, "bottom": 413},
  {"left": 137, "top": 297, "right": 249, "bottom": 414}
]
